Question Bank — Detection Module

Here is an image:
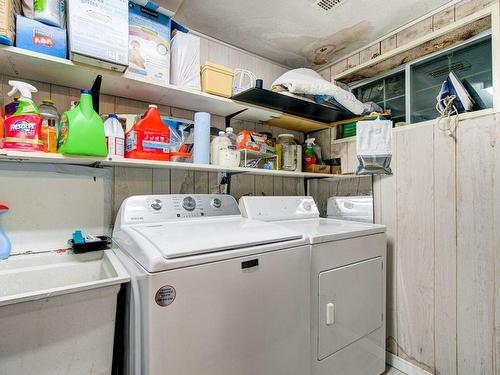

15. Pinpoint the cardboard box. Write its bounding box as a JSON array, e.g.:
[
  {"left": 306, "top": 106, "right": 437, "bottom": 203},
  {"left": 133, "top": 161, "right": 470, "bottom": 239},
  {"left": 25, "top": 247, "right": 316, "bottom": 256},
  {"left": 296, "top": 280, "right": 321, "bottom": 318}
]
[
  {"left": 127, "top": 2, "right": 171, "bottom": 84},
  {"left": 331, "top": 165, "right": 342, "bottom": 175},
  {"left": 304, "top": 164, "right": 331, "bottom": 174},
  {"left": 67, "top": 0, "right": 128, "bottom": 71},
  {"left": 0, "top": 0, "right": 21, "bottom": 46},
  {"left": 15, "top": 15, "right": 67, "bottom": 58}
]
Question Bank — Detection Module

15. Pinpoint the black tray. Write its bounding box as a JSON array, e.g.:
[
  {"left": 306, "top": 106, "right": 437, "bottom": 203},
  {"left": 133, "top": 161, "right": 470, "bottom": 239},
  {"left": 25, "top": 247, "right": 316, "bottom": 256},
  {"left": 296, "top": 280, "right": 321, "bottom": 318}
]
[
  {"left": 232, "top": 87, "right": 354, "bottom": 123},
  {"left": 70, "top": 235, "right": 111, "bottom": 254}
]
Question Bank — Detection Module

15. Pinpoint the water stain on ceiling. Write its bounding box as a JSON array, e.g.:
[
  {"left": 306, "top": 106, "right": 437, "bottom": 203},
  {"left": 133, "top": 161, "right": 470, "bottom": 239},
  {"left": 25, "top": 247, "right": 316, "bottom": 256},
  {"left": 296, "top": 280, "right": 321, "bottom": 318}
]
[{"left": 173, "top": 0, "right": 453, "bottom": 68}]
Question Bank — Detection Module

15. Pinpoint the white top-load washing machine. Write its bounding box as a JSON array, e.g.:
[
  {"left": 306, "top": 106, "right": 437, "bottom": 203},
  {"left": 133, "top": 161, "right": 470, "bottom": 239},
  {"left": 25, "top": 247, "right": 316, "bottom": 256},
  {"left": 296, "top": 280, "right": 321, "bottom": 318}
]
[
  {"left": 112, "top": 194, "right": 311, "bottom": 375},
  {"left": 239, "top": 196, "right": 387, "bottom": 375}
]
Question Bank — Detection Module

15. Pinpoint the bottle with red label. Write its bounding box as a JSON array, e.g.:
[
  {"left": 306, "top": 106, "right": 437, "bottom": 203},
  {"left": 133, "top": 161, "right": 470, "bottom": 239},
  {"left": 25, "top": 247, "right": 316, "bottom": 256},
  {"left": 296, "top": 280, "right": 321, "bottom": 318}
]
[
  {"left": 125, "top": 105, "right": 171, "bottom": 161},
  {"left": 3, "top": 81, "right": 44, "bottom": 152}
]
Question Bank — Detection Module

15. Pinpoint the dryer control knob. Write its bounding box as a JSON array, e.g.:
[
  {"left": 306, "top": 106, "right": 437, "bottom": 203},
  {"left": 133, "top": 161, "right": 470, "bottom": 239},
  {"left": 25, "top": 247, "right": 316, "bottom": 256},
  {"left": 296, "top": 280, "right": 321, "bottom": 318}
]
[
  {"left": 182, "top": 196, "right": 196, "bottom": 211},
  {"left": 151, "top": 199, "right": 163, "bottom": 211},
  {"left": 303, "top": 201, "right": 312, "bottom": 211}
]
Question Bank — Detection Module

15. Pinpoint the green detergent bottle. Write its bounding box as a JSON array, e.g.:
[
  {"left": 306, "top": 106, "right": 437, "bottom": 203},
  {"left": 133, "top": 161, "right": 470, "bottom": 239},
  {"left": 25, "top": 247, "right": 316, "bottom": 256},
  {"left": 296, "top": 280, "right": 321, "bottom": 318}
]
[{"left": 58, "top": 90, "right": 107, "bottom": 156}]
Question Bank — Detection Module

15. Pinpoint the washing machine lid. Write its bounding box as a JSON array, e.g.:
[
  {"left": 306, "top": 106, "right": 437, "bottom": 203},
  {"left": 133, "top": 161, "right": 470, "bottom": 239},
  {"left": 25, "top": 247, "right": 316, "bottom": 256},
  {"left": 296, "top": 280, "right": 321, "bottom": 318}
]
[
  {"left": 276, "top": 218, "right": 385, "bottom": 244},
  {"left": 131, "top": 217, "right": 303, "bottom": 259}
]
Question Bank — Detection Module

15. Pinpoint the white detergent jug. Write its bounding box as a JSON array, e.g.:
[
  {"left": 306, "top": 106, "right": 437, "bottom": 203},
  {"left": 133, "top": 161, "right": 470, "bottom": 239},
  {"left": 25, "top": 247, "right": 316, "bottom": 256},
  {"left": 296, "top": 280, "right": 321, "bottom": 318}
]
[
  {"left": 104, "top": 114, "right": 125, "bottom": 158},
  {"left": 210, "top": 131, "right": 226, "bottom": 165}
]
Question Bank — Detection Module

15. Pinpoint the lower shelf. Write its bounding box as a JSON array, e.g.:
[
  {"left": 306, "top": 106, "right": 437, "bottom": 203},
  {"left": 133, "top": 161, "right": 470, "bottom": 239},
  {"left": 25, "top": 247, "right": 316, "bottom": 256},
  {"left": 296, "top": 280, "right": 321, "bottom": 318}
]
[{"left": 0, "top": 150, "right": 350, "bottom": 179}]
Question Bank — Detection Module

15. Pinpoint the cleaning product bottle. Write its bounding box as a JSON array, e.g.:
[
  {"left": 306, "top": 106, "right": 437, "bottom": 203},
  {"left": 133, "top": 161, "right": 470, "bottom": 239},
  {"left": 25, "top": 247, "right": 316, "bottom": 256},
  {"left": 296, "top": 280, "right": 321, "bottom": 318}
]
[
  {"left": 104, "top": 114, "right": 125, "bottom": 158},
  {"left": 0, "top": 205, "right": 11, "bottom": 260},
  {"left": 4, "top": 95, "right": 20, "bottom": 118},
  {"left": 3, "top": 81, "right": 44, "bottom": 152},
  {"left": 58, "top": 90, "right": 107, "bottom": 156},
  {"left": 0, "top": 109, "right": 4, "bottom": 149},
  {"left": 125, "top": 105, "right": 171, "bottom": 161},
  {"left": 39, "top": 99, "right": 59, "bottom": 153},
  {"left": 304, "top": 138, "right": 317, "bottom": 166},
  {"left": 217, "top": 127, "right": 240, "bottom": 167},
  {"left": 210, "top": 130, "right": 226, "bottom": 164}
]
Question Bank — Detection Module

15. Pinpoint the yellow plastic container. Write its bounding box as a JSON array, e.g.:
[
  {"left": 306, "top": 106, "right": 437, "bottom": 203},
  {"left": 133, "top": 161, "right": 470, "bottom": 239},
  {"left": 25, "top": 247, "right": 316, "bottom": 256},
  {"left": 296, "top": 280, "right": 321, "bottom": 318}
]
[{"left": 201, "top": 62, "right": 234, "bottom": 98}]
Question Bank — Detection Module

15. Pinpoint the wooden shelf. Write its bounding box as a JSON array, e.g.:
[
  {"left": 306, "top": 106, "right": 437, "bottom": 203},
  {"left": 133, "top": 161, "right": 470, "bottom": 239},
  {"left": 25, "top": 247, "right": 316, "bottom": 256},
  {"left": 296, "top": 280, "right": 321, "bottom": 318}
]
[
  {"left": 0, "top": 150, "right": 349, "bottom": 179},
  {"left": 0, "top": 46, "right": 280, "bottom": 122}
]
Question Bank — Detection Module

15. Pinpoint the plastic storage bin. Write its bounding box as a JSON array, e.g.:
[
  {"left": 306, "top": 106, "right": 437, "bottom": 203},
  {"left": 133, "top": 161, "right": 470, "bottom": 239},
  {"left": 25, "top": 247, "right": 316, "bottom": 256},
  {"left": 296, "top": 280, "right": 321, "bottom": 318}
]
[{"left": 201, "top": 62, "right": 234, "bottom": 98}]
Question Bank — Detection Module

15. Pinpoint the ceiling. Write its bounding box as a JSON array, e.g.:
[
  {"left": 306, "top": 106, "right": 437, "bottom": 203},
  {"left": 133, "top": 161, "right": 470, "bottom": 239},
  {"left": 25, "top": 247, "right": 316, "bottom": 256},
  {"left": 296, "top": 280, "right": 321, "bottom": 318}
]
[{"left": 172, "top": 0, "right": 453, "bottom": 68}]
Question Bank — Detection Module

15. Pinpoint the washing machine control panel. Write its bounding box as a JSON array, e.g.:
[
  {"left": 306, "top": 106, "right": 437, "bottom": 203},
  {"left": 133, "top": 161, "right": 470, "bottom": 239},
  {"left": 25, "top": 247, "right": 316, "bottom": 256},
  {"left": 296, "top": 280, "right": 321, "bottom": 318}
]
[{"left": 120, "top": 194, "right": 240, "bottom": 223}]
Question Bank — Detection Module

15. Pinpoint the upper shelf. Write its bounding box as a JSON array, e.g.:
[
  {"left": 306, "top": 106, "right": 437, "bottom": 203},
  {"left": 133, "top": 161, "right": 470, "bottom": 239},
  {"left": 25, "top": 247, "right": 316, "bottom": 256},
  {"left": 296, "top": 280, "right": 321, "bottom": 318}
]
[
  {"left": 0, "top": 46, "right": 280, "bottom": 122},
  {"left": 232, "top": 87, "right": 354, "bottom": 123}
]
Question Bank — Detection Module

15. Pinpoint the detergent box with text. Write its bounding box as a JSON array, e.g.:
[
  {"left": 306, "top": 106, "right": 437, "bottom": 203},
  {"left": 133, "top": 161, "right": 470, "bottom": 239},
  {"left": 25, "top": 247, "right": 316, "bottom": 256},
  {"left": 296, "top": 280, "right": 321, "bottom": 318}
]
[
  {"left": 127, "top": 1, "right": 171, "bottom": 84},
  {"left": 16, "top": 15, "right": 67, "bottom": 58},
  {"left": 67, "top": 0, "right": 129, "bottom": 71}
]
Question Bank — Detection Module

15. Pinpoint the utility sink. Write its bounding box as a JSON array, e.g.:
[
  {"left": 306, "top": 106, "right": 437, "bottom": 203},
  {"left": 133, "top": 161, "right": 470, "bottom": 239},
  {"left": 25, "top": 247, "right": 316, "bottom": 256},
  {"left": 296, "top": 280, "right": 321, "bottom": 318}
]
[
  {"left": 0, "top": 249, "right": 129, "bottom": 306},
  {"left": 0, "top": 250, "right": 130, "bottom": 375}
]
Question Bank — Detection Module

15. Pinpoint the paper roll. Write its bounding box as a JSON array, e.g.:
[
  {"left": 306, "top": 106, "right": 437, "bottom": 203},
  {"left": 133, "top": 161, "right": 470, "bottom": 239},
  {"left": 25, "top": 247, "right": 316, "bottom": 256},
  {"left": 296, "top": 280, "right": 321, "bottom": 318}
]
[{"left": 193, "top": 112, "right": 211, "bottom": 164}]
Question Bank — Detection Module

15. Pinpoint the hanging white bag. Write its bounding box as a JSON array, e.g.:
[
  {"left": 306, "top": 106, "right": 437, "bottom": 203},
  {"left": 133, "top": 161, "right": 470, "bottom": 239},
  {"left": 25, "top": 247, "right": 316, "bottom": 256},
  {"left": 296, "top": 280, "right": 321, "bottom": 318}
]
[{"left": 356, "top": 116, "right": 393, "bottom": 175}]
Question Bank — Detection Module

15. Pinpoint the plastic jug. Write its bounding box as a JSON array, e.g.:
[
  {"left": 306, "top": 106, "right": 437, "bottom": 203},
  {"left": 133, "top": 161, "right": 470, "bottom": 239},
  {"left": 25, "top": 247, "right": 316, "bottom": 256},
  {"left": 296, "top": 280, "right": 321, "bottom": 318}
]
[
  {"left": 104, "top": 114, "right": 125, "bottom": 158},
  {"left": 125, "top": 105, "right": 171, "bottom": 161},
  {"left": 3, "top": 81, "right": 44, "bottom": 152},
  {"left": 217, "top": 127, "right": 240, "bottom": 167},
  {"left": 0, "top": 205, "right": 11, "bottom": 260},
  {"left": 58, "top": 90, "right": 107, "bottom": 156},
  {"left": 210, "top": 131, "right": 225, "bottom": 164}
]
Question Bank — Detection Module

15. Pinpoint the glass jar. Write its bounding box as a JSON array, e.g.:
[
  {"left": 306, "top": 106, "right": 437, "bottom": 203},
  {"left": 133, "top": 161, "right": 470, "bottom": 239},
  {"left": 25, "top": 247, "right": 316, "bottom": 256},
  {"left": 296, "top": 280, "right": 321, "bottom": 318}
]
[{"left": 277, "top": 134, "right": 297, "bottom": 171}]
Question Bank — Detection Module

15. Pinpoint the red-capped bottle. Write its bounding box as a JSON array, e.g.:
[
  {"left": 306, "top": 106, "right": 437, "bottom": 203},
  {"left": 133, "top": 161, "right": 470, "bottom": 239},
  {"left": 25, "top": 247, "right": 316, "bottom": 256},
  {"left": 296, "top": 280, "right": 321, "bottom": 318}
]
[{"left": 125, "top": 105, "right": 171, "bottom": 161}]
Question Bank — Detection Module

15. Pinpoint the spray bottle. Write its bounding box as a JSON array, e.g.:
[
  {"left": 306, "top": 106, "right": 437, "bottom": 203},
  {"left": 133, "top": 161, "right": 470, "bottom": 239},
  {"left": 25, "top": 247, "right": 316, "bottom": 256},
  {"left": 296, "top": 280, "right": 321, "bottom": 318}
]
[
  {"left": 0, "top": 205, "right": 11, "bottom": 260},
  {"left": 3, "top": 81, "right": 44, "bottom": 152},
  {"left": 303, "top": 138, "right": 317, "bottom": 166}
]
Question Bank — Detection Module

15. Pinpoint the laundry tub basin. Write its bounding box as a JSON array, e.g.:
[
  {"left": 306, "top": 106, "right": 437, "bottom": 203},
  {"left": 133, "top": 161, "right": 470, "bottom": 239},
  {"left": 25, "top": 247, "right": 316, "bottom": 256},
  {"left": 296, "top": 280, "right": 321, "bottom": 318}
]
[{"left": 0, "top": 250, "right": 129, "bottom": 375}]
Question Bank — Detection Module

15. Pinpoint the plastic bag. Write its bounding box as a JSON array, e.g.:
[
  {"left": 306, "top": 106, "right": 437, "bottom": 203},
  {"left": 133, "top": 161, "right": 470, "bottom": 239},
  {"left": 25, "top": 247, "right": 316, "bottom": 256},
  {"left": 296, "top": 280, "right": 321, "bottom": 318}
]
[
  {"left": 170, "top": 31, "right": 201, "bottom": 89},
  {"left": 356, "top": 117, "right": 393, "bottom": 175}
]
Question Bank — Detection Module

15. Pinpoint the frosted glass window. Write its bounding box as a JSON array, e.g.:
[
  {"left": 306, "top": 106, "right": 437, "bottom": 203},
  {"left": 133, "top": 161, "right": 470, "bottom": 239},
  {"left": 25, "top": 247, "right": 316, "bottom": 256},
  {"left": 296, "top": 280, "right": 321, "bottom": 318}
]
[
  {"left": 411, "top": 37, "right": 493, "bottom": 123},
  {"left": 353, "top": 72, "right": 406, "bottom": 123}
]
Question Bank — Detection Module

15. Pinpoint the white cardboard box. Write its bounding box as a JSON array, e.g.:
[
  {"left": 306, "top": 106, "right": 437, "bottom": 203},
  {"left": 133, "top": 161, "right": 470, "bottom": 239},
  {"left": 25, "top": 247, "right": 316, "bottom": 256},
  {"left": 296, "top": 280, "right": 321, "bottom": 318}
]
[{"left": 67, "top": 0, "right": 129, "bottom": 72}]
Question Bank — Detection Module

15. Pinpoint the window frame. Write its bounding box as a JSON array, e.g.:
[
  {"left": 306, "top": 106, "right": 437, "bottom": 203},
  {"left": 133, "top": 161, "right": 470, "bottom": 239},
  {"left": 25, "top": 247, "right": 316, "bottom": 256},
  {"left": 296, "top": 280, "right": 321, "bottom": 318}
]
[{"left": 349, "top": 29, "right": 493, "bottom": 124}]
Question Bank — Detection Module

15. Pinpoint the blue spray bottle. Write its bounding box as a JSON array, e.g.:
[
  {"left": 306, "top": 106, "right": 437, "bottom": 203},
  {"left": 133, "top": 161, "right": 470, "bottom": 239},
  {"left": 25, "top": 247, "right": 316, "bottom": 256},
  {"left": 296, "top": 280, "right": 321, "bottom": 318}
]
[{"left": 0, "top": 205, "right": 11, "bottom": 260}]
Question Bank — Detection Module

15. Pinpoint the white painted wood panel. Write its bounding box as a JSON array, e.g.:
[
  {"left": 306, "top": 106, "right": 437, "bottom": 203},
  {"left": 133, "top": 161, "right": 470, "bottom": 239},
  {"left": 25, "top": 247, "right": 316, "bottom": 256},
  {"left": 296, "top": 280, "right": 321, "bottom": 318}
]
[
  {"left": 456, "top": 117, "right": 495, "bottom": 375},
  {"left": 0, "top": 164, "right": 111, "bottom": 254},
  {"left": 433, "top": 126, "right": 457, "bottom": 375},
  {"left": 494, "top": 115, "right": 500, "bottom": 375},
  {"left": 395, "top": 126, "right": 435, "bottom": 373},
  {"left": 373, "top": 134, "right": 398, "bottom": 355},
  {"left": 346, "top": 141, "right": 358, "bottom": 174}
]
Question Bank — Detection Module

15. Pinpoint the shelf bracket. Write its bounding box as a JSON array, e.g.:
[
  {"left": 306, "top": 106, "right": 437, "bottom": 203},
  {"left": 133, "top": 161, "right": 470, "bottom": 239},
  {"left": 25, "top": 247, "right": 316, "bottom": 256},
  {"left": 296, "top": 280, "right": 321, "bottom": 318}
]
[{"left": 216, "top": 170, "right": 246, "bottom": 195}]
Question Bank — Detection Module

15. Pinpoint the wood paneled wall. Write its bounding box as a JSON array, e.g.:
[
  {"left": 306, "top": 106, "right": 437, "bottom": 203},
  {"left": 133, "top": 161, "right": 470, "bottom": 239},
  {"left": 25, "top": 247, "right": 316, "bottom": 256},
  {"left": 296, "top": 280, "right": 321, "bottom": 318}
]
[{"left": 373, "top": 114, "right": 500, "bottom": 374}]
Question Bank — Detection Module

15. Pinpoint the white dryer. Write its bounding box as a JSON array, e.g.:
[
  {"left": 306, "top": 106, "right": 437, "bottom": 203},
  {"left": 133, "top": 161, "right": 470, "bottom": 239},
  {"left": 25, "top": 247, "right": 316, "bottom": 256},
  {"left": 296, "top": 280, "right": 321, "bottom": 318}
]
[
  {"left": 112, "top": 194, "right": 310, "bottom": 375},
  {"left": 239, "top": 196, "right": 387, "bottom": 375}
]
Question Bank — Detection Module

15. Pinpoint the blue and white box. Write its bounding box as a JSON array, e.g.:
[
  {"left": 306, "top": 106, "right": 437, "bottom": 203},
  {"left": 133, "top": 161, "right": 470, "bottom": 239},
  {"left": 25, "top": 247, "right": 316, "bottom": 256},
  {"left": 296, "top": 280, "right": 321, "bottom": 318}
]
[
  {"left": 15, "top": 15, "right": 67, "bottom": 58},
  {"left": 127, "top": 1, "right": 171, "bottom": 84}
]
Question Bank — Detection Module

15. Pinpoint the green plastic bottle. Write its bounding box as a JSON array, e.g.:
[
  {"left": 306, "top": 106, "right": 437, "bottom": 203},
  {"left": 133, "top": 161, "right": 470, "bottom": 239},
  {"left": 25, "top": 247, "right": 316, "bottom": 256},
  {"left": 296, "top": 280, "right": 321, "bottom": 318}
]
[{"left": 58, "top": 90, "right": 107, "bottom": 156}]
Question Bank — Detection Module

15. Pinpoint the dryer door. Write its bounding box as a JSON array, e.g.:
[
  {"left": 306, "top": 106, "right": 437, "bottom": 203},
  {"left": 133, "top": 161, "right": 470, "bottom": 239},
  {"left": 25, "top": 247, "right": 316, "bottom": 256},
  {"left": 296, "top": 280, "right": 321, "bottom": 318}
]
[{"left": 318, "top": 257, "right": 383, "bottom": 360}]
